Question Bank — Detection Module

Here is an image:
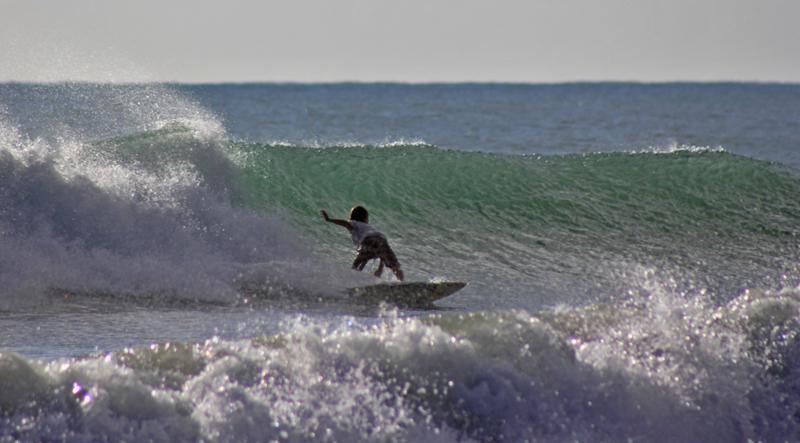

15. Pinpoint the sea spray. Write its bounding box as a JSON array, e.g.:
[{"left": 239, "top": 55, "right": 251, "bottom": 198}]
[
  {"left": 0, "top": 85, "right": 345, "bottom": 310},
  {"left": 3, "top": 286, "right": 799, "bottom": 442}
]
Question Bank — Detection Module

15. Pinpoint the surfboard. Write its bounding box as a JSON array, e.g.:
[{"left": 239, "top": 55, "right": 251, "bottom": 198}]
[{"left": 347, "top": 281, "right": 466, "bottom": 308}]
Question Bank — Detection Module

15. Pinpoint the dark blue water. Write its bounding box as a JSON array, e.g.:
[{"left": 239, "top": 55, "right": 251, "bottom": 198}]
[{"left": 183, "top": 83, "right": 800, "bottom": 167}]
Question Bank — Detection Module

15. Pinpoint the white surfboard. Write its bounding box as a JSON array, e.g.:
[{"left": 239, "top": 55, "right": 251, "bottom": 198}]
[{"left": 347, "top": 281, "right": 466, "bottom": 307}]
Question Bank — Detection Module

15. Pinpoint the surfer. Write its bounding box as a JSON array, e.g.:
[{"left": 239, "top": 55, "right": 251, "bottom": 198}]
[{"left": 320, "top": 206, "right": 405, "bottom": 281}]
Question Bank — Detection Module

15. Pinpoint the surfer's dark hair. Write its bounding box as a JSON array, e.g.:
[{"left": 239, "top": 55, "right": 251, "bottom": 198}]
[{"left": 350, "top": 206, "right": 368, "bottom": 222}]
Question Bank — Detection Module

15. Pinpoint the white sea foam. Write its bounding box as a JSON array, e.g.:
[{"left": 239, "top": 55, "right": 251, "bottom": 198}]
[
  {"left": 636, "top": 141, "right": 727, "bottom": 155},
  {"left": 0, "top": 84, "right": 346, "bottom": 310},
  {"left": 2, "top": 282, "right": 798, "bottom": 442}
]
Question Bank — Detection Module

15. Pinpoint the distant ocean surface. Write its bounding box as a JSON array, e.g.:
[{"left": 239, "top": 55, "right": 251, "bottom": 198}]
[{"left": 0, "top": 82, "right": 799, "bottom": 442}]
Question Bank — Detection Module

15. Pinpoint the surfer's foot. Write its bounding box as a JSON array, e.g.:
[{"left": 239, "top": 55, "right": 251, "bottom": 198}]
[{"left": 394, "top": 269, "right": 404, "bottom": 282}]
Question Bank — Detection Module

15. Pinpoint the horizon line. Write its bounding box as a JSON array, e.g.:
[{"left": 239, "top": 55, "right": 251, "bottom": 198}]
[{"left": 2, "top": 79, "right": 799, "bottom": 87}]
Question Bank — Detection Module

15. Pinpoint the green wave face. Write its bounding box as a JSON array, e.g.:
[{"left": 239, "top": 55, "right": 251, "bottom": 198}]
[{"left": 233, "top": 143, "right": 800, "bottom": 302}]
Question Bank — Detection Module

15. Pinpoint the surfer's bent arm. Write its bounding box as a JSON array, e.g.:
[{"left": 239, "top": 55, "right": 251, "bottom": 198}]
[{"left": 320, "top": 210, "right": 353, "bottom": 231}]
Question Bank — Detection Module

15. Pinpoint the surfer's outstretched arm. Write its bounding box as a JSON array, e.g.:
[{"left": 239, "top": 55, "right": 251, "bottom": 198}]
[{"left": 320, "top": 210, "right": 353, "bottom": 231}]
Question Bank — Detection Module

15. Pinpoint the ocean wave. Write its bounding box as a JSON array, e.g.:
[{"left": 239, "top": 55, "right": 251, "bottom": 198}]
[
  {"left": 0, "top": 104, "right": 341, "bottom": 311},
  {"left": 2, "top": 122, "right": 798, "bottom": 309},
  {"left": 2, "top": 82, "right": 799, "bottom": 442},
  {"left": 236, "top": 141, "right": 800, "bottom": 303},
  {"left": 3, "top": 286, "right": 799, "bottom": 441}
]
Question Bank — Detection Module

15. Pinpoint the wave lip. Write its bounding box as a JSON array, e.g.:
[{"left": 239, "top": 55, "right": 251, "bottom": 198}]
[{"left": 634, "top": 142, "right": 727, "bottom": 155}]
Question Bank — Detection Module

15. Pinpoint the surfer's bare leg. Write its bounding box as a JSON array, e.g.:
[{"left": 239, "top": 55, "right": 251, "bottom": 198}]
[{"left": 353, "top": 257, "right": 369, "bottom": 271}]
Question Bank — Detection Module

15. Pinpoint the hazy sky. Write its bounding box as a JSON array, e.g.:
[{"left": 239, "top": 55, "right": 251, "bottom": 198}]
[{"left": 1, "top": 0, "right": 798, "bottom": 83}]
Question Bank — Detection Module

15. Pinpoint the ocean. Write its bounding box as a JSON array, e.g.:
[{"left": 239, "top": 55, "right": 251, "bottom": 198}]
[{"left": 0, "top": 82, "right": 798, "bottom": 442}]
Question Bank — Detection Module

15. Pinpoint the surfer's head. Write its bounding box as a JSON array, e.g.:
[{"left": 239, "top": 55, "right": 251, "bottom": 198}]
[{"left": 349, "top": 205, "right": 368, "bottom": 223}]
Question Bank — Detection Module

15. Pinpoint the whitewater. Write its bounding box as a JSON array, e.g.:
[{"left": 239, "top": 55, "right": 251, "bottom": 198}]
[{"left": 0, "top": 82, "right": 799, "bottom": 442}]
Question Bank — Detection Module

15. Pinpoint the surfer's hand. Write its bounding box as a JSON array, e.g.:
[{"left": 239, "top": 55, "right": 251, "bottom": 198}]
[{"left": 320, "top": 210, "right": 329, "bottom": 221}]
